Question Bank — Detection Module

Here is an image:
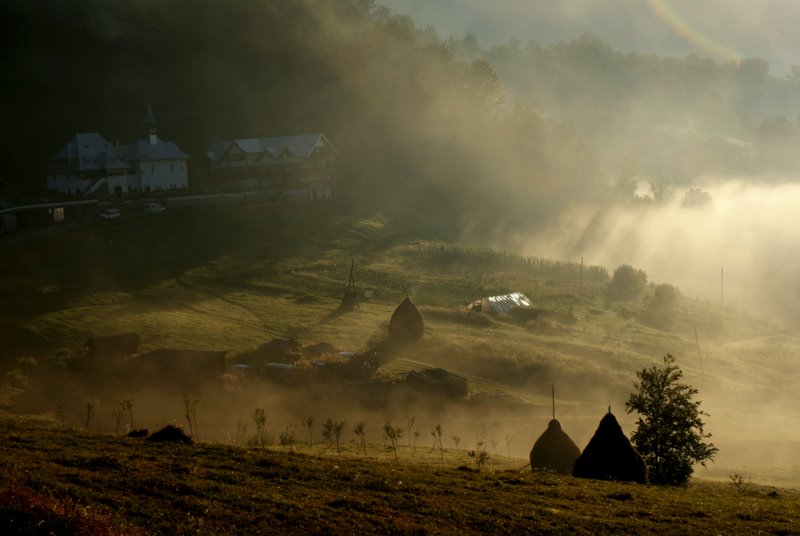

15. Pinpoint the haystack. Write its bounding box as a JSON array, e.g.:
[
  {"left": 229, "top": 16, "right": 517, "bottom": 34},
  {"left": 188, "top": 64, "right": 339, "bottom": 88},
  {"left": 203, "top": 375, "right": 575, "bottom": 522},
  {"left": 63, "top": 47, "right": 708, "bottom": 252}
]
[
  {"left": 529, "top": 419, "right": 581, "bottom": 475},
  {"left": 146, "top": 424, "right": 193, "bottom": 445},
  {"left": 388, "top": 297, "right": 424, "bottom": 342},
  {"left": 572, "top": 412, "right": 647, "bottom": 483}
]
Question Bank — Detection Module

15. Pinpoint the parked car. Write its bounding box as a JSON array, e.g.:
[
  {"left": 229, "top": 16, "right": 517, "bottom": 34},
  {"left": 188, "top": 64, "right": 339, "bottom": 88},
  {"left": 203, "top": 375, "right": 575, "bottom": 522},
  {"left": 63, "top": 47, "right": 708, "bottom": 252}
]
[
  {"left": 98, "top": 208, "right": 121, "bottom": 219},
  {"left": 144, "top": 202, "right": 166, "bottom": 213}
]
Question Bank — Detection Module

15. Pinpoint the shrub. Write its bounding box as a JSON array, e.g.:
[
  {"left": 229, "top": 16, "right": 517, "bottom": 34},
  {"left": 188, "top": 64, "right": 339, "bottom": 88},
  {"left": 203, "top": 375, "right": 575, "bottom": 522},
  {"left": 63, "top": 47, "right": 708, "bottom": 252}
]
[{"left": 607, "top": 265, "right": 647, "bottom": 300}]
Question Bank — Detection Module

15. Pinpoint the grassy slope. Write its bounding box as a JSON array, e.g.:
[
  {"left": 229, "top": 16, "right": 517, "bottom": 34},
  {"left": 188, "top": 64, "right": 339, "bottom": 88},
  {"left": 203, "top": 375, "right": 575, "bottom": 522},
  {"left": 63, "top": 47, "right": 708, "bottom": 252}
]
[
  {"left": 1, "top": 425, "right": 798, "bottom": 535},
  {"left": 2, "top": 199, "right": 800, "bottom": 485}
]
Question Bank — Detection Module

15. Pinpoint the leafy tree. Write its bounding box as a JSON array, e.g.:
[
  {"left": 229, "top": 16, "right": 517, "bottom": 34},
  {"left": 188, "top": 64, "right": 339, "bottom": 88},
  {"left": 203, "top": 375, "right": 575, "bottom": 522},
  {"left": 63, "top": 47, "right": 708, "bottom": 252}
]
[{"left": 626, "top": 354, "right": 717, "bottom": 485}]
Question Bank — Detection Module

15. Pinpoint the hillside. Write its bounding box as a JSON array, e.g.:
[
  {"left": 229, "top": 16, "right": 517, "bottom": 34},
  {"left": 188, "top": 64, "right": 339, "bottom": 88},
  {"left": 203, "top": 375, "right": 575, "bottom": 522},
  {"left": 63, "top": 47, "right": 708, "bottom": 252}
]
[
  {"left": 2, "top": 200, "right": 799, "bottom": 488},
  {"left": 1, "top": 425, "right": 799, "bottom": 535}
]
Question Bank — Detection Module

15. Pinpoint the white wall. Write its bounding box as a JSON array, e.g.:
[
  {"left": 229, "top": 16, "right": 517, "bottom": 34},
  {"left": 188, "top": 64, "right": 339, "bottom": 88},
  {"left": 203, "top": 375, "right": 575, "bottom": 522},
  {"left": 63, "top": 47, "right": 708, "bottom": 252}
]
[{"left": 138, "top": 159, "right": 188, "bottom": 191}]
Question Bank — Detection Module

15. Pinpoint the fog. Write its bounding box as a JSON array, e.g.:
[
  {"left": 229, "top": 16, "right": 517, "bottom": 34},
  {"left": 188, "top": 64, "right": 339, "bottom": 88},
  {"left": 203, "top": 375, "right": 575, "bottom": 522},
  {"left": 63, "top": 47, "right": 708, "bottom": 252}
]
[
  {"left": 521, "top": 178, "right": 800, "bottom": 327},
  {"left": 4, "top": 0, "right": 800, "bottom": 489}
]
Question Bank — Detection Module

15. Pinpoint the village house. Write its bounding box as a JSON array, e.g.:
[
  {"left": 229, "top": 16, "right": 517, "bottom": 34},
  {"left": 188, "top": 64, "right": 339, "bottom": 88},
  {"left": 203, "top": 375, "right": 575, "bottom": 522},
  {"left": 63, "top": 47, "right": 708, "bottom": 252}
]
[
  {"left": 44, "top": 103, "right": 189, "bottom": 197},
  {"left": 205, "top": 134, "right": 337, "bottom": 200}
]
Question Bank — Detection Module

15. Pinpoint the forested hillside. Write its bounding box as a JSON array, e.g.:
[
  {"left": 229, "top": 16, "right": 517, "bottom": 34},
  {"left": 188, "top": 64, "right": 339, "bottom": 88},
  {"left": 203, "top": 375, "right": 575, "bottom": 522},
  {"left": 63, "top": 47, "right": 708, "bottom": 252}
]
[
  {"left": 0, "top": 0, "right": 601, "bottom": 235},
  {"left": 449, "top": 33, "right": 800, "bottom": 182}
]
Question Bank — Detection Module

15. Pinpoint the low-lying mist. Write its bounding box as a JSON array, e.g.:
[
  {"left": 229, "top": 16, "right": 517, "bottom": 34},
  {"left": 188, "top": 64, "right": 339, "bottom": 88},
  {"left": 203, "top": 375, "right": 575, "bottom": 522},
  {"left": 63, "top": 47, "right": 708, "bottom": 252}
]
[{"left": 522, "top": 177, "right": 800, "bottom": 329}]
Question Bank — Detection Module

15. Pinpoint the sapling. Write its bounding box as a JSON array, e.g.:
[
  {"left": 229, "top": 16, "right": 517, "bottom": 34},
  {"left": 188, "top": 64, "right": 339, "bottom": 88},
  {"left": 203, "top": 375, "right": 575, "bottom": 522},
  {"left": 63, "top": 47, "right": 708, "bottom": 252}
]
[
  {"left": 55, "top": 406, "right": 65, "bottom": 430},
  {"left": 303, "top": 416, "right": 315, "bottom": 447},
  {"left": 383, "top": 422, "right": 403, "bottom": 460},
  {"left": 431, "top": 424, "right": 444, "bottom": 461},
  {"left": 279, "top": 425, "right": 296, "bottom": 446},
  {"left": 182, "top": 394, "right": 199, "bottom": 438},
  {"left": 406, "top": 415, "right": 416, "bottom": 447},
  {"left": 505, "top": 433, "right": 513, "bottom": 458},
  {"left": 112, "top": 406, "right": 124, "bottom": 435},
  {"left": 253, "top": 408, "right": 267, "bottom": 447},
  {"left": 452, "top": 435, "right": 461, "bottom": 452},
  {"left": 234, "top": 420, "right": 247, "bottom": 447},
  {"left": 84, "top": 398, "right": 99, "bottom": 430},
  {"left": 353, "top": 420, "right": 368, "bottom": 456}
]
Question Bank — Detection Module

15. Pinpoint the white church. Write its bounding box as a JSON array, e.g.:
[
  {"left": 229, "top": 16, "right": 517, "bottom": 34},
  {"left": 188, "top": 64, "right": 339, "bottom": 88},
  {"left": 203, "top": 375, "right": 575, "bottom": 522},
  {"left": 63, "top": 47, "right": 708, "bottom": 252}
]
[{"left": 44, "top": 103, "right": 189, "bottom": 197}]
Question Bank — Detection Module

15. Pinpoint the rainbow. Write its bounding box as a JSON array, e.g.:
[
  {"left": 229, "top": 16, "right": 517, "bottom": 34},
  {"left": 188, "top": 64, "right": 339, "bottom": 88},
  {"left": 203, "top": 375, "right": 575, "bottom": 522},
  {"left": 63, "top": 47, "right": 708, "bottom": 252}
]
[{"left": 646, "top": 0, "right": 742, "bottom": 64}]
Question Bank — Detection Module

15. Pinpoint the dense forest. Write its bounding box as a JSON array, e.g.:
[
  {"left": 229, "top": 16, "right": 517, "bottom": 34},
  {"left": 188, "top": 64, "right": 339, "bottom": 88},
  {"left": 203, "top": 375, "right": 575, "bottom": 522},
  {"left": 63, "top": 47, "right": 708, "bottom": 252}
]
[{"left": 2, "top": 0, "right": 800, "bottom": 236}]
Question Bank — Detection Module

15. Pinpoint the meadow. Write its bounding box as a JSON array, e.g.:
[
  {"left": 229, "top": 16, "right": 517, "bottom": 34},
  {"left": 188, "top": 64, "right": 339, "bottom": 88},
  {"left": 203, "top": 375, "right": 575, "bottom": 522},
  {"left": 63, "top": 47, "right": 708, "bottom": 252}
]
[{"left": 2, "top": 198, "right": 800, "bottom": 533}]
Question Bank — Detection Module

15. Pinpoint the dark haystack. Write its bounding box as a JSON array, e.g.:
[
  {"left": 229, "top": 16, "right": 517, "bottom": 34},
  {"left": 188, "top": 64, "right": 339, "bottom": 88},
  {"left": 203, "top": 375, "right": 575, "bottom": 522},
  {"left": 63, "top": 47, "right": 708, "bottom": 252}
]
[
  {"left": 146, "top": 425, "right": 193, "bottom": 445},
  {"left": 529, "top": 419, "right": 581, "bottom": 475},
  {"left": 388, "top": 297, "right": 424, "bottom": 342},
  {"left": 573, "top": 412, "right": 647, "bottom": 484},
  {"left": 127, "top": 429, "right": 148, "bottom": 438}
]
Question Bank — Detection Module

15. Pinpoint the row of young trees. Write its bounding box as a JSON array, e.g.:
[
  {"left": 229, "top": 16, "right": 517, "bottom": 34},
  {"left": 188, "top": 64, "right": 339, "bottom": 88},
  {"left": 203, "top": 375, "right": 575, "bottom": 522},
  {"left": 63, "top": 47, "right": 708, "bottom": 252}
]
[{"left": 72, "top": 351, "right": 715, "bottom": 486}]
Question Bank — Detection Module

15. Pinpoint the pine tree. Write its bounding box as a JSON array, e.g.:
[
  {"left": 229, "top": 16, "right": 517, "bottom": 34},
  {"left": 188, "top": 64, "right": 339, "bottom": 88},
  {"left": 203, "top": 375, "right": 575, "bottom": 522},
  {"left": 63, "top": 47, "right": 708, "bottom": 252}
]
[{"left": 626, "top": 354, "right": 718, "bottom": 485}]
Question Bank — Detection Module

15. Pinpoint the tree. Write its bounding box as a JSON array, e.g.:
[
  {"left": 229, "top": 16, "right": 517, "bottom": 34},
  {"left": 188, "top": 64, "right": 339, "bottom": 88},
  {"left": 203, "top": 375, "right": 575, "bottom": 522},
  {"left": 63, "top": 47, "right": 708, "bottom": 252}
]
[{"left": 626, "top": 354, "right": 717, "bottom": 485}]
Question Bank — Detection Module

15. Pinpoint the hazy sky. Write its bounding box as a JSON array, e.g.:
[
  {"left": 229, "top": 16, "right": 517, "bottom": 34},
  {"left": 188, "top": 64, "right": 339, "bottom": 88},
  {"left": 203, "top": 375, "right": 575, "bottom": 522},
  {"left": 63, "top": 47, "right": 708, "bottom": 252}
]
[{"left": 381, "top": 0, "right": 800, "bottom": 75}]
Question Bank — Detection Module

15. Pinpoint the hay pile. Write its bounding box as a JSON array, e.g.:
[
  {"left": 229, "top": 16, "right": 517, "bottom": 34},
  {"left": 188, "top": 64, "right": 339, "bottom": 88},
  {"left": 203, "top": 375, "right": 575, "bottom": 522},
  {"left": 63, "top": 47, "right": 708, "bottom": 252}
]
[
  {"left": 572, "top": 412, "right": 647, "bottom": 483},
  {"left": 389, "top": 297, "right": 424, "bottom": 342},
  {"left": 529, "top": 419, "right": 581, "bottom": 475},
  {"left": 146, "top": 425, "right": 193, "bottom": 445}
]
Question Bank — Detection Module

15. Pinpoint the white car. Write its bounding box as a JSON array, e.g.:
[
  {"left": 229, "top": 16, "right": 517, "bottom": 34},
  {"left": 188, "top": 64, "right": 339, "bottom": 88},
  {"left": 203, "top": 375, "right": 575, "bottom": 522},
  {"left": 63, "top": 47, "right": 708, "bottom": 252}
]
[
  {"left": 98, "top": 208, "right": 121, "bottom": 219},
  {"left": 144, "top": 202, "right": 166, "bottom": 213}
]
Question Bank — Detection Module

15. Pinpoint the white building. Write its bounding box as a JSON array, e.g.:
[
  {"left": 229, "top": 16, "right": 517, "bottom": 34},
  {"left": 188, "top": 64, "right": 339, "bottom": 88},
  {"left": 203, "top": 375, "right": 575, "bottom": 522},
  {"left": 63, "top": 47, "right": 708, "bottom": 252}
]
[{"left": 44, "top": 103, "right": 189, "bottom": 197}]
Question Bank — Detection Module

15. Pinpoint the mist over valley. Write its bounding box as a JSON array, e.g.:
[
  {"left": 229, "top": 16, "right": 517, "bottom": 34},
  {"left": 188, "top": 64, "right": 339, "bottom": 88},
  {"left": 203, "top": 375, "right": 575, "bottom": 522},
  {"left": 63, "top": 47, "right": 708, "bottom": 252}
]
[{"left": 2, "top": 0, "right": 800, "bottom": 532}]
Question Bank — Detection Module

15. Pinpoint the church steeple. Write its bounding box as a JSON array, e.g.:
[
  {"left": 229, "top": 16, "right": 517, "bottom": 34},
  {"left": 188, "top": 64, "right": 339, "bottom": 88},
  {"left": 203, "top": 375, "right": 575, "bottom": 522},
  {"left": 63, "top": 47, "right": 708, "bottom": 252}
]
[{"left": 142, "top": 100, "right": 158, "bottom": 145}]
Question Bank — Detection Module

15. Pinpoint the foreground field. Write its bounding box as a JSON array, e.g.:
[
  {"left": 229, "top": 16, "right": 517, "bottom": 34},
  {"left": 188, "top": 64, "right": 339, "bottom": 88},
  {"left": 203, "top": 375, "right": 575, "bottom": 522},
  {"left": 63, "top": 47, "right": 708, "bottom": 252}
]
[{"left": 1, "top": 424, "right": 798, "bottom": 535}]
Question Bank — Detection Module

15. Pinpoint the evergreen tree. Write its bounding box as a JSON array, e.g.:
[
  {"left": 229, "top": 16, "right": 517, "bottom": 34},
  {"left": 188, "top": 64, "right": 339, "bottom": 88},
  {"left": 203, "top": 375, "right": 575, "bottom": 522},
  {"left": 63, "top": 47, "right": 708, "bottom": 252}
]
[{"left": 626, "top": 354, "right": 717, "bottom": 485}]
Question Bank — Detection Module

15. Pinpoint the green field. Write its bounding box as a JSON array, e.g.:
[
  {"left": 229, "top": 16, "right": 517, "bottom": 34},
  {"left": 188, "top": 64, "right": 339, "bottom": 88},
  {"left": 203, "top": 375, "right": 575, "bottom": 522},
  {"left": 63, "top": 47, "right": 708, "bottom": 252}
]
[{"left": 2, "top": 199, "right": 800, "bottom": 495}]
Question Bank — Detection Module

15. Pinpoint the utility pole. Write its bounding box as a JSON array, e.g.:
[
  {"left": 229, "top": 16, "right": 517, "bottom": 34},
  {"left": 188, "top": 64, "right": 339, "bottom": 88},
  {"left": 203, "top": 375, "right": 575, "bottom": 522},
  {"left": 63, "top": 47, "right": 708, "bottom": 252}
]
[
  {"left": 552, "top": 384, "right": 556, "bottom": 420},
  {"left": 578, "top": 256, "right": 584, "bottom": 296},
  {"left": 720, "top": 266, "right": 724, "bottom": 310}
]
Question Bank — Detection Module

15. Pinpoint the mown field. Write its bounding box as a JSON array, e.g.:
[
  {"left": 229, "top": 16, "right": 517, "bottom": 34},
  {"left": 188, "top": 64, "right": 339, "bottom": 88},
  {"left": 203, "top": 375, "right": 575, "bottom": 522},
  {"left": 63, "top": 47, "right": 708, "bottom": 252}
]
[{"left": 1, "top": 425, "right": 799, "bottom": 535}]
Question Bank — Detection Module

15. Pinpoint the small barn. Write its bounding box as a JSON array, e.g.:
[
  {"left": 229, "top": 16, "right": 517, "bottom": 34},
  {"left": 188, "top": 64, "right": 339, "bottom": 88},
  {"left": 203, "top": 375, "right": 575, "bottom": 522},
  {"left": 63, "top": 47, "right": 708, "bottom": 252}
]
[
  {"left": 529, "top": 419, "right": 581, "bottom": 475},
  {"left": 86, "top": 333, "right": 141, "bottom": 360},
  {"left": 572, "top": 412, "right": 648, "bottom": 484}
]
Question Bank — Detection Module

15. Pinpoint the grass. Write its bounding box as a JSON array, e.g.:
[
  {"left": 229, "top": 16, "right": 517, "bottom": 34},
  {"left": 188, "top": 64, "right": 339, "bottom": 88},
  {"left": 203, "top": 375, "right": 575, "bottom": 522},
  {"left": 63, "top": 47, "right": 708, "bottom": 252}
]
[
  {"left": 1, "top": 424, "right": 799, "bottom": 535},
  {"left": 2, "top": 198, "right": 800, "bottom": 489}
]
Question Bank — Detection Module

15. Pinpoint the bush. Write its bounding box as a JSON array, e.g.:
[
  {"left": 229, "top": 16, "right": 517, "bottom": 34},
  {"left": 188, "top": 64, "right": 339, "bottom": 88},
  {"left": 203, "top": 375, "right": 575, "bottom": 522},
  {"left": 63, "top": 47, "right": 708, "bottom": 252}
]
[
  {"left": 607, "top": 265, "right": 647, "bottom": 300},
  {"left": 644, "top": 284, "right": 678, "bottom": 326}
]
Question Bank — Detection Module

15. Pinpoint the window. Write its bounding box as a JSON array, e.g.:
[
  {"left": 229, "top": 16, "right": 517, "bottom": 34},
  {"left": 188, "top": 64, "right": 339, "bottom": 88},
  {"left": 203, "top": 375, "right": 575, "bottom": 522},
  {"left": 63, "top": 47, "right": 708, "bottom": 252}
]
[
  {"left": 53, "top": 207, "right": 65, "bottom": 223},
  {"left": 171, "top": 163, "right": 175, "bottom": 172},
  {"left": 151, "top": 164, "right": 155, "bottom": 174}
]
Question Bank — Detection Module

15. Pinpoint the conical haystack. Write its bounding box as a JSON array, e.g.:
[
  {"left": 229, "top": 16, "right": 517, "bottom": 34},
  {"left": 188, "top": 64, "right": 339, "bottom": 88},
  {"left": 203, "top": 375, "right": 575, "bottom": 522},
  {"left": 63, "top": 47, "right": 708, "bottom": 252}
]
[
  {"left": 389, "top": 297, "right": 424, "bottom": 342},
  {"left": 529, "top": 419, "right": 581, "bottom": 475},
  {"left": 572, "top": 412, "right": 647, "bottom": 483}
]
